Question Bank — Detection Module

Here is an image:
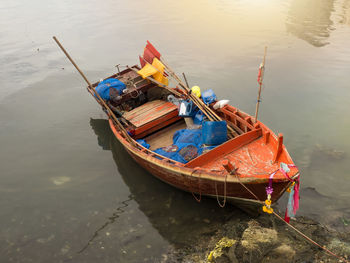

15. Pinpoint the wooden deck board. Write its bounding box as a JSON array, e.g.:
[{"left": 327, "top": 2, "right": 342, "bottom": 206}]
[
  {"left": 123, "top": 100, "right": 165, "bottom": 121},
  {"left": 124, "top": 100, "right": 178, "bottom": 128},
  {"left": 144, "top": 120, "right": 187, "bottom": 150}
]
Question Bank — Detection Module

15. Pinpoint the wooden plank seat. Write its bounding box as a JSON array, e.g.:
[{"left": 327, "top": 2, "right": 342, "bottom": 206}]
[{"left": 123, "top": 100, "right": 181, "bottom": 139}]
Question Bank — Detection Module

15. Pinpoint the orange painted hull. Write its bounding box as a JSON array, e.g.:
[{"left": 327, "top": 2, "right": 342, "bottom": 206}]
[{"left": 108, "top": 116, "right": 299, "bottom": 207}]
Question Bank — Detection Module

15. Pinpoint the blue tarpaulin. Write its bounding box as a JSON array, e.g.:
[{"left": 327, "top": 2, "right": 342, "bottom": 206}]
[
  {"left": 202, "top": 89, "right": 217, "bottom": 105},
  {"left": 142, "top": 125, "right": 226, "bottom": 164},
  {"left": 154, "top": 129, "right": 205, "bottom": 164},
  {"left": 95, "top": 78, "right": 126, "bottom": 100},
  {"left": 137, "top": 139, "right": 150, "bottom": 149}
]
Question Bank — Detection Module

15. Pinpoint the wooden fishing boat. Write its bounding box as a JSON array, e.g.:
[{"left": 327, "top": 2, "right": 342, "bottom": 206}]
[
  {"left": 52, "top": 36, "right": 299, "bottom": 212},
  {"left": 88, "top": 65, "right": 300, "bottom": 211}
]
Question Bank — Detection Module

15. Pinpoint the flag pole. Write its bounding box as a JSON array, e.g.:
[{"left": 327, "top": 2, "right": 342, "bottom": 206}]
[{"left": 254, "top": 46, "right": 267, "bottom": 124}]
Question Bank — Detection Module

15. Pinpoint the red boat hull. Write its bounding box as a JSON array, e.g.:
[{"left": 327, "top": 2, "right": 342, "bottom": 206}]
[{"left": 108, "top": 119, "right": 298, "bottom": 208}]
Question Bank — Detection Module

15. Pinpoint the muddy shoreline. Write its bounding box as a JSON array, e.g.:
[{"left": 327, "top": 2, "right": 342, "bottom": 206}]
[{"left": 163, "top": 209, "right": 350, "bottom": 263}]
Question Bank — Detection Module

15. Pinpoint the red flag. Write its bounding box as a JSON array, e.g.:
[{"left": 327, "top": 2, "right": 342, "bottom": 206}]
[
  {"left": 257, "top": 63, "right": 264, "bottom": 84},
  {"left": 139, "top": 41, "right": 168, "bottom": 77},
  {"left": 139, "top": 55, "right": 146, "bottom": 68},
  {"left": 143, "top": 47, "right": 157, "bottom": 64},
  {"left": 146, "top": 40, "right": 161, "bottom": 59}
]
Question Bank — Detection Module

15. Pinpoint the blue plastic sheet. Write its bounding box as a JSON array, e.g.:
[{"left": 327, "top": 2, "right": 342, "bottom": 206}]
[
  {"left": 152, "top": 127, "right": 224, "bottom": 164},
  {"left": 153, "top": 129, "right": 202, "bottom": 164},
  {"left": 202, "top": 121, "right": 227, "bottom": 145},
  {"left": 202, "top": 89, "right": 217, "bottom": 105},
  {"left": 192, "top": 110, "right": 204, "bottom": 125},
  {"left": 173, "top": 129, "right": 202, "bottom": 146},
  {"left": 95, "top": 78, "right": 126, "bottom": 100},
  {"left": 137, "top": 139, "right": 150, "bottom": 149}
]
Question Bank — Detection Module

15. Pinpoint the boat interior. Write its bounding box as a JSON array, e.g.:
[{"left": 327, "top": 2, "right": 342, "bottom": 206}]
[{"left": 93, "top": 66, "right": 291, "bottom": 175}]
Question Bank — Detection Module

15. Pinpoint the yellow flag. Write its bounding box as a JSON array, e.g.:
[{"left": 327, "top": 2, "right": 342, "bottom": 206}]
[
  {"left": 152, "top": 58, "right": 169, "bottom": 86},
  {"left": 137, "top": 63, "right": 158, "bottom": 79}
]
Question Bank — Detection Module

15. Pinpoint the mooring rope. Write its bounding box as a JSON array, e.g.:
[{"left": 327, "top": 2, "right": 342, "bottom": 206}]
[
  {"left": 228, "top": 168, "right": 348, "bottom": 262},
  {"left": 272, "top": 211, "right": 349, "bottom": 263}
]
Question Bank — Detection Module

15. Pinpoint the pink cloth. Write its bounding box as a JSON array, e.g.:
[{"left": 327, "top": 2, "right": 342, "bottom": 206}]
[{"left": 280, "top": 164, "right": 300, "bottom": 215}]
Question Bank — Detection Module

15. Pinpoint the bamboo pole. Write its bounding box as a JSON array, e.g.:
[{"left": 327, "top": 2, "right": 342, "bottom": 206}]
[
  {"left": 52, "top": 37, "right": 206, "bottom": 163},
  {"left": 181, "top": 73, "right": 216, "bottom": 121},
  {"left": 254, "top": 46, "right": 267, "bottom": 124},
  {"left": 144, "top": 42, "right": 236, "bottom": 135},
  {"left": 160, "top": 58, "right": 234, "bottom": 134},
  {"left": 181, "top": 72, "right": 238, "bottom": 137},
  {"left": 135, "top": 58, "right": 217, "bottom": 122},
  {"left": 52, "top": 36, "right": 135, "bottom": 145}
]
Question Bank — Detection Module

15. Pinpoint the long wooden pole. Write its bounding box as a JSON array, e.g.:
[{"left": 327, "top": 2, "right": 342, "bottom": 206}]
[
  {"left": 164, "top": 61, "right": 234, "bottom": 134},
  {"left": 181, "top": 73, "right": 217, "bottom": 121},
  {"left": 52, "top": 36, "right": 135, "bottom": 145},
  {"left": 182, "top": 73, "right": 237, "bottom": 138},
  {"left": 136, "top": 57, "right": 218, "bottom": 123},
  {"left": 52, "top": 37, "right": 209, "bottom": 163},
  {"left": 254, "top": 46, "right": 267, "bottom": 124}
]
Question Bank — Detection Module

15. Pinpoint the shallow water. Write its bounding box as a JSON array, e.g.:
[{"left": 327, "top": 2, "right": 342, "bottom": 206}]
[{"left": 1, "top": 0, "right": 350, "bottom": 262}]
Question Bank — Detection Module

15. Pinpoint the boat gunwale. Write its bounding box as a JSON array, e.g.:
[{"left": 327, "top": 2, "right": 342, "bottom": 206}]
[{"left": 108, "top": 118, "right": 299, "bottom": 185}]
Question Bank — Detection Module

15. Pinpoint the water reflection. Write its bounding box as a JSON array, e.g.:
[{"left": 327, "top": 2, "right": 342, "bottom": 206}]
[
  {"left": 286, "top": 0, "right": 335, "bottom": 46},
  {"left": 89, "top": 118, "right": 245, "bottom": 247},
  {"left": 89, "top": 118, "right": 113, "bottom": 151}
]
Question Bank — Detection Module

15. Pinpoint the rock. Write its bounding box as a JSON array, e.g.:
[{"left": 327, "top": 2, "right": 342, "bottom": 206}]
[
  {"left": 241, "top": 220, "right": 278, "bottom": 250},
  {"left": 262, "top": 244, "right": 295, "bottom": 263},
  {"left": 213, "top": 246, "right": 238, "bottom": 263},
  {"left": 328, "top": 238, "right": 350, "bottom": 258},
  {"left": 240, "top": 220, "right": 278, "bottom": 262}
]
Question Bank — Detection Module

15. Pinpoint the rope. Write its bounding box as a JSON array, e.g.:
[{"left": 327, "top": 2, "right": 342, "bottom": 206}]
[
  {"left": 234, "top": 173, "right": 262, "bottom": 202},
  {"left": 189, "top": 168, "right": 202, "bottom": 203},
  {"left": 272, "top": 211, "right": 350, "bottom": 263},
  {"left": 229, "top": 166, "right": 348, "bottom": 262},
  {"left": 214, "top": 173, "right": 228, "bottom": 208}
]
